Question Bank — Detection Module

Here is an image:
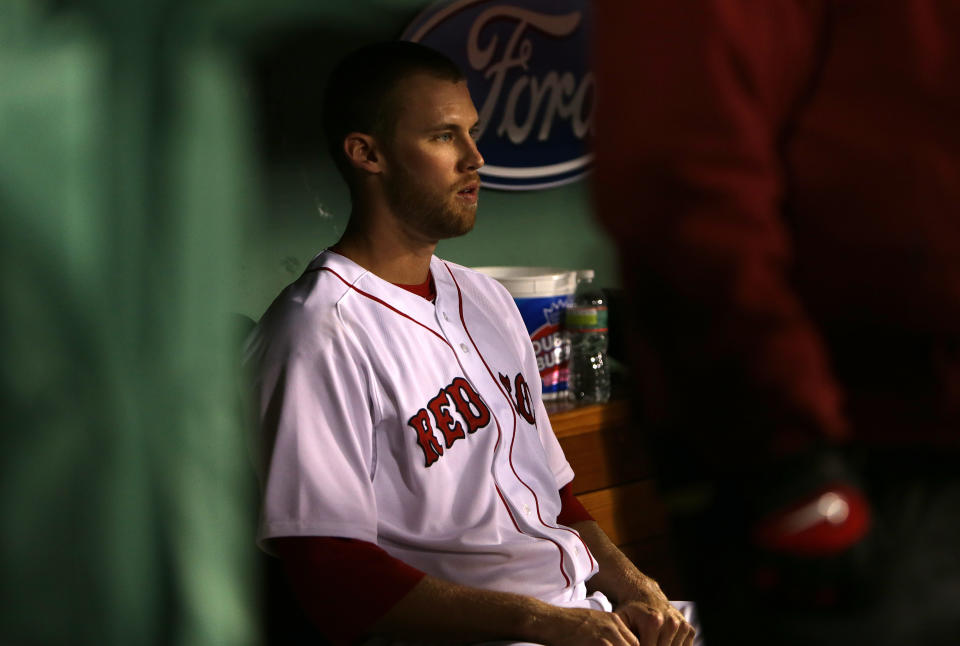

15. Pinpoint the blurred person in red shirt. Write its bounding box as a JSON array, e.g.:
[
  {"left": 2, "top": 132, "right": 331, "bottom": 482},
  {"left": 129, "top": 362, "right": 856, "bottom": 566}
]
[{"left": 593, "top": 2, "right": 960, "bottom": 645}]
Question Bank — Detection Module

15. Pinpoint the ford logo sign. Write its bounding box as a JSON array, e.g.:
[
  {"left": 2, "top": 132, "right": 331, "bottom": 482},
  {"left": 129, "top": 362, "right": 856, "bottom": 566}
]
[{"left": 402, "top": 0, "right": 593, "bottom": 191}]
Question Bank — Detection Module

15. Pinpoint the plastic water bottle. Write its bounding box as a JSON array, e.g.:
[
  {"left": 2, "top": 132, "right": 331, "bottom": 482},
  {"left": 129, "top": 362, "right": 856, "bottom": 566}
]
[{"left": 565, "top": 269, "right": 611, "bottom": 404}]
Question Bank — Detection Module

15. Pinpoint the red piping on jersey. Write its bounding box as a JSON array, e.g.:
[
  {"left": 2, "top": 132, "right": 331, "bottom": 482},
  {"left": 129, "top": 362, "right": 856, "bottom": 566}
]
[
  {"left": 444, "top": 262, "right": 596, "bottom": 580},
  {"left": 316, "top": 267, "right": 455, "bottom": 354},
  {"left": 315, "top": 264, "right": 548, "bottom": 568},
  {"left": 494, "top": 477, "right": 525, "bottom": 533}
]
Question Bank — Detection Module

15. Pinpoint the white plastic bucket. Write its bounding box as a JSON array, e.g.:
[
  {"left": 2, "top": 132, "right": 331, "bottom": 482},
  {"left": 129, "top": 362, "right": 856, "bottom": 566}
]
[{"left": 473, "top": 266, "right": 578, "bottom": 399}]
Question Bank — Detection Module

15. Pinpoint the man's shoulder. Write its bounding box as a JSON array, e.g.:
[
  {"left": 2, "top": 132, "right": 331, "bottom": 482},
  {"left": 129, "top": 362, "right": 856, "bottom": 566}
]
[
  {"left": 432, "top": 257, "right": 514, "bottom": 305},
  {"left": 254, "top": 251, "right": 364, "bottom": 343}
]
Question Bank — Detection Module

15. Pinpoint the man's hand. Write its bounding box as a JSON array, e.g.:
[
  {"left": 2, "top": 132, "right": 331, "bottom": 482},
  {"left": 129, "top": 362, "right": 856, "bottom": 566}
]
[
  {"left": 539, "top": 606, "right": 639, "bottom": 646},
  {"left": 614, "top": 600, "right": 694, "bottom": 646},
  {"left": 570, "top": 520, "right": 696, "bottom": 646},
  {"left": 612, "top": 570, "right": 694, "bottom": 646},
  {"left": 539, "top": 599, "right": 694, "bottom": 646}
]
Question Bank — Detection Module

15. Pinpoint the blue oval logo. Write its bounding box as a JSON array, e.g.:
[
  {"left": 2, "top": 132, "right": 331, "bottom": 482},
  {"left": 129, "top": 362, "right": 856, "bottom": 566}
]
[{"left": 402, "top": 0, "right": 593, "bottom": 191}]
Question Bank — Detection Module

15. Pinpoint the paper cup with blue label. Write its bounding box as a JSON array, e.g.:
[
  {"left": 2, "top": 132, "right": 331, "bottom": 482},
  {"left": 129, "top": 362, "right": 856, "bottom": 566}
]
[{"left": 473, "top": 267, "right": 578, "bottom": 400}]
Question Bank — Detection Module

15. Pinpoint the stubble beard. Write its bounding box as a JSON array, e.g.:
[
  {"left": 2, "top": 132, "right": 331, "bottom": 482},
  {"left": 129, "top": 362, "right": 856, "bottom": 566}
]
[{"left": 385, "top": 166, "right": 477, "bottom": 241}]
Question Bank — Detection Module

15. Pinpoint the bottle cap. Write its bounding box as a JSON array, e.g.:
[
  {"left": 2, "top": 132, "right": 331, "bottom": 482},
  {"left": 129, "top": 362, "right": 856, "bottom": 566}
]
[{"left": 577, "top": 269, "right": 595, "bottom": 282}]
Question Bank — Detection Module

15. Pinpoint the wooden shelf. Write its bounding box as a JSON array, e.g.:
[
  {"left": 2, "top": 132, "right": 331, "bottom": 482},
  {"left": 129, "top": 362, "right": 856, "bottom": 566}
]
[
  {"left": 547, "top": 399, "right": 652, "bottom": 495},
  {"left": 547, "top": 399, "right": 684, "bottom": 596},
  {"left": 545, "top": 399, "right": 630, "bottom": 439},
  {"left": 577, "top": 479, "right": 668, "bottom": 545}
]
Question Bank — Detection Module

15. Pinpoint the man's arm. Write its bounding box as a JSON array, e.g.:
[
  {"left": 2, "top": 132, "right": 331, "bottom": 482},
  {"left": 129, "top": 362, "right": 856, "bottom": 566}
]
[
  {"left": 571, "top": 520, "right": 695, "bottom": 646},
  {"left": 275, "top": 535, "right": 640, "bottom": 646},
  {"left": 370, "top": 489, "right": 657, "bottom": 645},
  {"left": 370, "top": 572, "right": 642, "bottom": 646}
]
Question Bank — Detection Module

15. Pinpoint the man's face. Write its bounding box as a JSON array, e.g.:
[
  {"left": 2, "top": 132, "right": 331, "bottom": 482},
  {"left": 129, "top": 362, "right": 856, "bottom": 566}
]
[{"left": 379, "top": 74, "right": 484, "bottom": 241}]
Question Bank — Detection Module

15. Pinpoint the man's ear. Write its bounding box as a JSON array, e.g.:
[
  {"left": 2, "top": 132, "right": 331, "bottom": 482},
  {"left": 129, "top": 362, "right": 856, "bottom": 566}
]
[{"left": 343, "top": 133, "right": 383, "bottom": 174}]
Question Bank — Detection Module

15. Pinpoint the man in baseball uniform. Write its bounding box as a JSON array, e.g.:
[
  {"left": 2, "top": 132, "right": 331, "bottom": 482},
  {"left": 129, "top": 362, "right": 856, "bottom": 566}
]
[{"left": 246, "top": 41, "right": 698, "bottom": 646}]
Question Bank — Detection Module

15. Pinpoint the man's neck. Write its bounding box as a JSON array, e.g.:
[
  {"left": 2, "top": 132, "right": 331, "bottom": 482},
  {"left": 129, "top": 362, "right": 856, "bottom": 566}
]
[{"left": 332, "top": 208, "right": 437, "bottom": 285}]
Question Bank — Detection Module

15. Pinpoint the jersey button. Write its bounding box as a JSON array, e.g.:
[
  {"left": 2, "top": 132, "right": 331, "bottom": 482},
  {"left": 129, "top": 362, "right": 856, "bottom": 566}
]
[
  {"left": 523, "top": 503, "right": 531, "bottom": 516},
  {"left": 460, "top": 342, "right": 469, "bottom": 353},
  {"left": 443, "top": 312, "right": 450, "bottom": 321}
]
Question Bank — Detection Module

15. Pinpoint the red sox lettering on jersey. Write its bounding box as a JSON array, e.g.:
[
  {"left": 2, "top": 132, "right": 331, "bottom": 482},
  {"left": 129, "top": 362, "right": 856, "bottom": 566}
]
[
  {"left": 407, "top": 376, "right": 492, "bottom": 467},
  {"left": 408, "top": 372, "right": 536, "bottom": 467},
  {"left": 499, "top": 371, "right": 536, "bottom": 426}
]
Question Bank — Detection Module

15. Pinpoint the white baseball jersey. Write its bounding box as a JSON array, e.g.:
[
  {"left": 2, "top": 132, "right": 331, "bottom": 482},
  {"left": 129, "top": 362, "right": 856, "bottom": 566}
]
[{"left": 246, "top": 250, "right": 601, "bottom": 607}]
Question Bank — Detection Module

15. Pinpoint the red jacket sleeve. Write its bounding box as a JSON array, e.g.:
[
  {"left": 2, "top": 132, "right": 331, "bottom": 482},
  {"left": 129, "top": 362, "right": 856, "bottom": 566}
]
[
  {"left": 271, "top": 537, "right": 425, "bottom": 646},
  {"left": 557, "top": 482, "right": 594, "bottom": 526},
  {"left": 592, "top": 0, "right": 849, "bottom": 469}
]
